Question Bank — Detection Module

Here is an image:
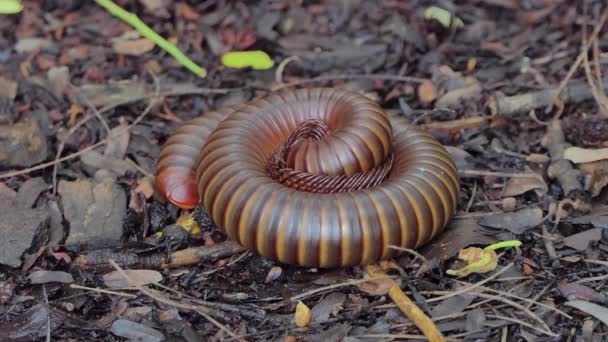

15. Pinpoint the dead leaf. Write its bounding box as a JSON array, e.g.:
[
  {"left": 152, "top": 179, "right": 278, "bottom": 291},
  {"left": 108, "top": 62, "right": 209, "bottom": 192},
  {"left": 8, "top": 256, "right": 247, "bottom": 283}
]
[
  {"left": 417, "top": 80, "right": 437, "bottom": 103},
  {"left": 564, "top": 147, "right": 608, "bottom": 164},
  {"left": 264, "top": 266, "right": 283, "bottom": 283},
  {"left": 420, "top": 218, "right": 497, "bottom": 262},
  {"left": 104, "top": 119, "right": 130, "bottom": 159},
  {"left": 558, "top": 283, "right": 608, "bottom": 304},
  {"left": 578, "top": 160, "right": 608, "bottom": 197},
  {"left": 564, "top": 300, "right": 608, "bottom": 326},
  {"left": 295, "top": 301, "right": 311, "bottom": 327},
  {"left": 478, "top": 207, "right": 543, "bottom": 234},
  {"left": 502, "top": 197, "right": 517, "bottom": 211},
  {"left": 357, "top": 278, "right": 394, "bottom": 296},
  {"left": 562, "top": 228, "right": 602, "bottom": 251},
  {"left": 311, "top": 292, "right": 346, "bottom": 323},
  {"left": 134, "top": 177, "right": 155, "bottom": 199},
  {"left": 103, "top": 270, "right": 163, "bottom": 289},
  {"left": 113, "top": 38, "right": 156, "bottom": 56},
  {"left": 29, "top": 271, "right": 73, "bottom": 284},
  {"left": 0, "top": 76, "right": 18, "bottom": 100},
  {"left": 502, "top": 176, "right": 547, "bottom": 197}
]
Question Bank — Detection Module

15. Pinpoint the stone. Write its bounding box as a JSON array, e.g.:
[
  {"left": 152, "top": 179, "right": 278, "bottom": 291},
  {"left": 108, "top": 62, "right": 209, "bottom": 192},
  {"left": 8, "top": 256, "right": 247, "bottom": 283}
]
[{"left": 59, "top": 175, "right": 127, "bottom": 249}]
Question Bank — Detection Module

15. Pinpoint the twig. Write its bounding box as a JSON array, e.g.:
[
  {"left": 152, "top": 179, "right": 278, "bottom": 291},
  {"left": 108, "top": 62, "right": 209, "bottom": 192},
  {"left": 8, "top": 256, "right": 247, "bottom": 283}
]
[
  {"left": 427, "top": 262, "right": 514, "bottom": 303},
  {"left": 545, "top": 4, "right": 608, "bottom": 116},
  {"left": 365, "top": 264, "right": 445, "bottom": 342},
  {"left": 0, "top": 78, "right": 162, "bottom": 180},
  {"left": 94, "top": 0, "right": 206, "bottom": 77},
  {"left": 42, "top": 285, "right": 50, "bottom": 342},
  {"left": 388, "top": 245, "right": 430, "bottom": 265},
  {"left": 573, "top": 274, "right": 608, "bottom": 284},
  {"left": 69, "top": 284, "right": 137, "bottom": 298},
  {"left": 581, "top": 1, "right": 608, "bottom": 113},
  {"left": 290, "top": 275, "right": 395, "bottom": 302},
  {"left": 489, "top": 77, "right": 608, "bottom": 116},
  {"left": 107, "top": 259, "right": 238, "bottom": 339},
  {"left": 74, "top": 241, "right": 246, "bottom": 271},
  {"left": 542, "top": 120, "right": 584, "bottom": 196},
  {"left": 487, "top": 314, "right": 560, "bottom": 337},
  {"left": 459, "top": 169, "right": 544, "bottom": 180}
]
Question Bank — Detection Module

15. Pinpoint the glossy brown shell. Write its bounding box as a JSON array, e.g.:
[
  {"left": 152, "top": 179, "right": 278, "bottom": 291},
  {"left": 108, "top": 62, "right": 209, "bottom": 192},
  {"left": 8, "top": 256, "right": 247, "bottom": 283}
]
[{"left": 156, "top": 88, "right": 460, "bottom": 268}]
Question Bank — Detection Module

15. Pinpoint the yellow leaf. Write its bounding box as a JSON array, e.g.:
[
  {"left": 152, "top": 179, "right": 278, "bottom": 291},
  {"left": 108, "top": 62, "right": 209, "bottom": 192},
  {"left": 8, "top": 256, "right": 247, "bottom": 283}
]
[
  {"left": 0, "top": 0, "right": 23, "bottom": 14},
  {"left": 446, "top": 246, "right": 497, "bottom": 277},
  {"left": 424, "top": 6, "right": 464, "bottom": 28},
  {"left": 294, "top": 301, "right": 311, "bottom": 327},
  {"left": 221, "top": 50, "right": 274, "bottom": 70},
  {"left": 176, "top": 212, "right": 201, "bottom": 235}
]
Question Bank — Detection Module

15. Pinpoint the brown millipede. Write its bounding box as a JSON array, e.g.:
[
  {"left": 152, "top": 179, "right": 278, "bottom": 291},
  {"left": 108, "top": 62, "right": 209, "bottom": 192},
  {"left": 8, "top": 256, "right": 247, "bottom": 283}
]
[{"left": 156, "top": 88, "right": 460, "bottom": 268}]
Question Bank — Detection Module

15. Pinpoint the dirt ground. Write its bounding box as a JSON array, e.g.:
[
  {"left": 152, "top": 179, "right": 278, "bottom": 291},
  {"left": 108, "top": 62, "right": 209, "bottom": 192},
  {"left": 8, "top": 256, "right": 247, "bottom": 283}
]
[{"left": 1, "top": 0, "right": 608, "bottom": 341}]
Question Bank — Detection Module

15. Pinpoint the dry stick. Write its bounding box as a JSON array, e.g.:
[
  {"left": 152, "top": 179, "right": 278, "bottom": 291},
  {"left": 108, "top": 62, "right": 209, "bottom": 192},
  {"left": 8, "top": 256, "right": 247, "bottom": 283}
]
[
  {"left": 427, "top": 262, "right": 514, "bottom": 303},
  {"left": 573, "top": 273, "right": 608, "bottom": 284},
  {"left": 0, "top": 85, "right": 234, "bottom": 180},
  {"left": 365, "top": 264, "right": 445, "bottom": 342},
  {"left": 290, "top": 275, "right": 396, "bottom": 302},
  {"left": 74, "top": 240, "right": 246, "bottom": 270},
  {"left": 593, "top": 37, "right": 604, "bottom": 96},
  {"left": 487, "top": 314, "right": 558, "bottom": 338},
  {"left": 69, "top": 284, "right": 137, "bottom": 298},
  {"left": 462, "top": 289, "right": 555, "bottom": 335},
  {"left": 545, "top": 4, "right": 608, "bottom": 116},
  {"left": 490, "top": 77, "right": 608, "bottom": 117},
  {"left": 542, "top": 120, "right": 584, "bottom": 196},
  {"left": 459, "top": 169, "right": 544, "bottom": 180},
  {"left": 106, "top": 259, "right": 238, "bottom": 339},
  {"left": 581, "top": 2, "right": 608, "bottom": 114}
]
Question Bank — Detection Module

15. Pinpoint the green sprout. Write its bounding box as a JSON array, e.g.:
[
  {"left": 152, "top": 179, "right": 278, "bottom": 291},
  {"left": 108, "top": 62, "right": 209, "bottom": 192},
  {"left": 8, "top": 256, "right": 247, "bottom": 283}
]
[
  {"left": 0, "top": 0, "right": 23, "bottom": 14},
  {"left": 94, "top": 0, "right": 206, "bottom": 77}
]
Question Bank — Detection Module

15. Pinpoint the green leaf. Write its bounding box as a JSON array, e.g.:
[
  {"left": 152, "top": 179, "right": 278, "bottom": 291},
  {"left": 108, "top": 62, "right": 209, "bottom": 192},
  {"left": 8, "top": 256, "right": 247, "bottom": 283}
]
[
  {"left": 424, "top": 6, "right": 464, "bottom": 29},
  {"left": 221, "top": 50, "right": 274, "bottom": 70},
  {"left": 0, "top": 0, "right": 23, "bottom": 14}
]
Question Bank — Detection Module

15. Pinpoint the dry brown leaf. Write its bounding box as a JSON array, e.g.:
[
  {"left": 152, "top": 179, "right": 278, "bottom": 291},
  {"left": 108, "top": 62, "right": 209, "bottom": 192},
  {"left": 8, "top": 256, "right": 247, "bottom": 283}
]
[
  {"left": 417, "top": 80, "right": 437, "bottom": 103},
  {"left": 264, "top": 266, "right": 283, "bottom": 283},
  {"left": 578, "top": 160, "right": 608, "bottom": 196},
  {"left": 103, "top": 270, "right": 163, "bottom": 289},
  {"left": 113, "top": 38, "right": 155, "bottom": 56},
  {"left": 564, "top": 147, "right": 608, "bottom": 164},
  {"left": 134, "top": 177, "right": 155, "bottom": 199},
  {"left": 502, "top": 176, "right": 547, "bottom": 197},
  {"left": 295, "top": 301, "right": 312, "bottom": 327},
  {"left": 104, "top": 119, "right": 130, "bottom": 159}
]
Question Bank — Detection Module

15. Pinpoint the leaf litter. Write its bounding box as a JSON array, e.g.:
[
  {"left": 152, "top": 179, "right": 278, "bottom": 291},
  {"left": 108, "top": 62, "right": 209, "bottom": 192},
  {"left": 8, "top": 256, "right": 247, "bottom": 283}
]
[{"left": 2, "top": 0, "right": 608, "bottom": 341}]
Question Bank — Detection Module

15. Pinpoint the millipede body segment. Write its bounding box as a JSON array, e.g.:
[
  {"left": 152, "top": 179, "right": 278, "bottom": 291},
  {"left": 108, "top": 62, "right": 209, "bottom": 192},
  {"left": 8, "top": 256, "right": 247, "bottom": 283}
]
[{"left": 156, "top": 88, "right": 460, "bottom": 268}]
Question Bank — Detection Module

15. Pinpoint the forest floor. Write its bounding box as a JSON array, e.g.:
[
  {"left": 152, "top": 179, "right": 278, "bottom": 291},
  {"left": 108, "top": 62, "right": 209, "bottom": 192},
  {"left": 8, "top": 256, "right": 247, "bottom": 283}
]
[{"left": 1, "top": 0, "right": 608, "bottom": 341}]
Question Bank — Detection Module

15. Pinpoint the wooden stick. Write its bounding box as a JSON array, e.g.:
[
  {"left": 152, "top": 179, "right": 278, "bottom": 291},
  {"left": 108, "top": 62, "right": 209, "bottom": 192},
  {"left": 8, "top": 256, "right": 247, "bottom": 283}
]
[{"left": 365, "top": 264, "right": 445, "bottom": 342}]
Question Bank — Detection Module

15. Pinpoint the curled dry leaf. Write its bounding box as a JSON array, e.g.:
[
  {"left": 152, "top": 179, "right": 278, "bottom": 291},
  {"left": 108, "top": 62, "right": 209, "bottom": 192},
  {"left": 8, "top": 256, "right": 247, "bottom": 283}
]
[
  {"left": 295, "top": 301, "right": 312, "bottom": 328},
  {"left": 264, "top": 266, "right": 283, "bottom": 283}
]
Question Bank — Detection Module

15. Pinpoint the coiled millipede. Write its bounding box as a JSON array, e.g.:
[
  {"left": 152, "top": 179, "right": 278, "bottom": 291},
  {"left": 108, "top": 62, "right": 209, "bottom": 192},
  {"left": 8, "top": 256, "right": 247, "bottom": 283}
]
[{"left": 155, "top": 88, "right": 460, "bottom": 268}]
